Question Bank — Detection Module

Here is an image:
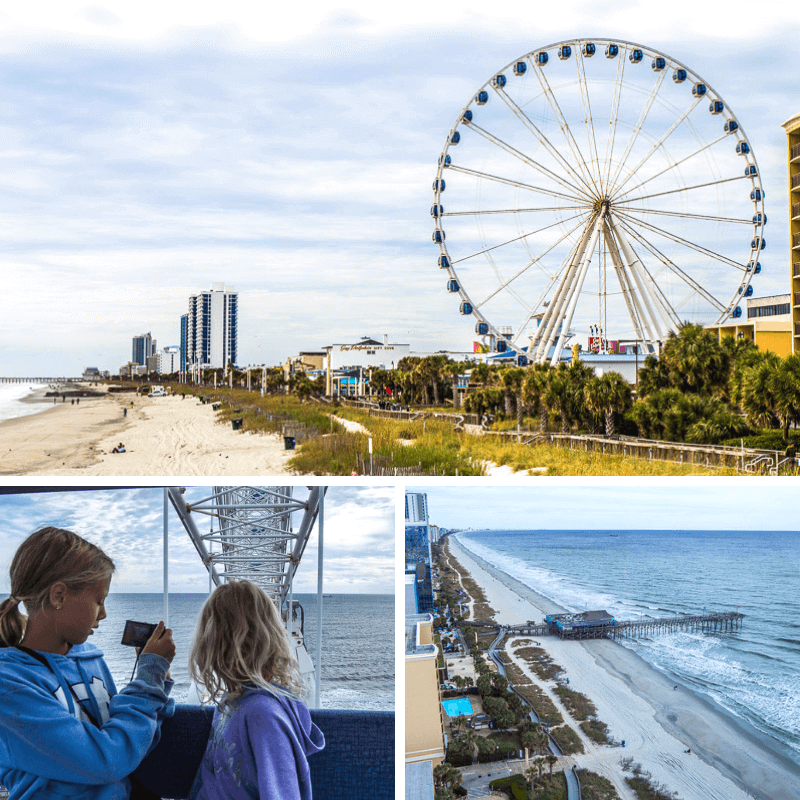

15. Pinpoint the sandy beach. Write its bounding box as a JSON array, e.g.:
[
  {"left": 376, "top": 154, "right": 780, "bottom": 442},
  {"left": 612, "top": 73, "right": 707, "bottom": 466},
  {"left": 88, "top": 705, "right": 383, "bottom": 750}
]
[
  {"left": 448, "top": 536, "right": 800, "bottom": 800},
  {"left": 0, "top": 388, "right": 294, "bottom": 476}
]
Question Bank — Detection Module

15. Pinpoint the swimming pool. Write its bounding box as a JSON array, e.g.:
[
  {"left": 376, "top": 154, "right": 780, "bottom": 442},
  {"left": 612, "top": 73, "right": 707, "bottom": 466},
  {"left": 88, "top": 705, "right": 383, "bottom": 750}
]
[{"left": 441, "top": 697, "right": 474, "bottom": 717}]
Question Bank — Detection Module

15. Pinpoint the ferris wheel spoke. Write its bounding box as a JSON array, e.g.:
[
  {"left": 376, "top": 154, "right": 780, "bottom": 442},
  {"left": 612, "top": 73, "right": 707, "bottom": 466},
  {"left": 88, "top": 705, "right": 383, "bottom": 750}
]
[
  {"left": 574, "top": 49, "right": 602, "bottom": 187},
  {"left": 474, "top": 215, "right": 591, "bottom": 307},
  {"left": 602, "top": 53, "right": 627, "bottom": 191},
  {"left": 447, "top": 164, "right": 589, "bottom": 204},
  {"left": 452, "top": 210, "right": 590, "bottom": 266},
  {"left": 617, "top": 218, "right": 727, "bottom": 311},
  {"left": 491, "top": 88, "right": 597, "bottom": 200},
  {"left": 614, "top": 132, "right": 729, "bottom": 201},
  {"left": 610, "top": 95, "right": 703, "bottom": 197},
  {"left": 444, "top": 205, "right": 586, "bottom": 217},
  {"left": 607, "top": 62, "right": 668, "bottom": 192},
  {"left": 615, "top": 206, "right": 752, "bottom": 225},
  {"left": 619, "top": 173, "right": 748, "bottom": 204},
  {"left": 467, "top": 121, "right": 595, "bottom": 199},
  {"left": 529, "top": 57, "right": 602, "bottom": 197},
  {"left": 614, "top": 209, "right": 747, "bottom": 271}
]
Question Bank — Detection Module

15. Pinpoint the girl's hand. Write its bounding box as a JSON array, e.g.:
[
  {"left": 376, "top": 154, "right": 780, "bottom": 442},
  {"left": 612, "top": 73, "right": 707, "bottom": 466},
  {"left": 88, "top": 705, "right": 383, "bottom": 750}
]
[{"left": 141, "top": 621, "right": 176, "bottom": 664}]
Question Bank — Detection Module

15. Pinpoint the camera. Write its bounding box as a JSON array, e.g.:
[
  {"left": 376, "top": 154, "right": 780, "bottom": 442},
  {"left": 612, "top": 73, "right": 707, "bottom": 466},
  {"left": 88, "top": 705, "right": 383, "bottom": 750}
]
[{"left": 121, "top": 620, "right": 158, "bottom": 648}]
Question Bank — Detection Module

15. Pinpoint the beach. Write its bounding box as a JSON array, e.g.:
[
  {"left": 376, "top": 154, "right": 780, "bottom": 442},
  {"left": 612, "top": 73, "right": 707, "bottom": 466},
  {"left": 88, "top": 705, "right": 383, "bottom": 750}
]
[
  {"left": 448, "top": 535, "right": 800, "bottom": 800},
  {"left": 0, "top": 387, "right": 294, "bottom": 476}
]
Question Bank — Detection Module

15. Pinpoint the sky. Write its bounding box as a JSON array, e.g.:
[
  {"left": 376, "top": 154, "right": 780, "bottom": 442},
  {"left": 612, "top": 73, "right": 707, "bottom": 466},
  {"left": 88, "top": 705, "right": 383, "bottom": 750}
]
[
  {"left": 411, "top": 482, "right": 800, "bottom": 531},
  {"left": 1, "top": 1, "right": 799, "bottom": 375},
  {"left": 0, "top": 484, "right": 394, "bottom": 593}
]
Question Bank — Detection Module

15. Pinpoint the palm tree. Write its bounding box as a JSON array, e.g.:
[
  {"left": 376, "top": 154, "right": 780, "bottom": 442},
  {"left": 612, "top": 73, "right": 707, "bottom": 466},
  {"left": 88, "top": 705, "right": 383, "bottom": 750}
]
[
  {"left": 502, "top": 367, "right": 528, "bottom": 428},
  {"left": 546, "top": 753, "right": 558, "bottom": 775},
  {"left": 587, "top": 371, "right": 632, "bottom": 436},
  {"left": 523, "top": 363, "right": 552, "bottom": 432}
]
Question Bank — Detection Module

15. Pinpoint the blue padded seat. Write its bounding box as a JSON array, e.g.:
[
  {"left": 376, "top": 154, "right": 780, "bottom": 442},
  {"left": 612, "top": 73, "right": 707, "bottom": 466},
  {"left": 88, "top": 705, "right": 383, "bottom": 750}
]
[{"left": 134, "top": 704, "right": 395, "bottom": 800}]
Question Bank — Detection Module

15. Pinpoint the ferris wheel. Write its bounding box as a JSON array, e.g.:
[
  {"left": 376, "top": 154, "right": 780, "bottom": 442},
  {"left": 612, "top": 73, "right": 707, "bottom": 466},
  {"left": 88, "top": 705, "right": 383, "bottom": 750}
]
[{"left": 432, "top": 38, "right": 766, "bottom": 364}]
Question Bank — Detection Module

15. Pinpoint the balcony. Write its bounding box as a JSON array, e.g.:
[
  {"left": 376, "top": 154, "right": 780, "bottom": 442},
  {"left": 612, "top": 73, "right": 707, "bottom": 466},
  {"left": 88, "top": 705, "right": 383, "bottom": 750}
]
[
  {"left": 794, "top": 262, "right": 800, "bottom": 278},
  {"left": 794, "top": 233, "right": 800, "bottom": 248},
  {"left": 792, "top": 173, "right": 800, "bottom": 189},
  {"left": 794, "top": 203, "right": 800, "bottom": 219},
  {"left": 793, "top": 142, "right": 800, "bottom": 161}
]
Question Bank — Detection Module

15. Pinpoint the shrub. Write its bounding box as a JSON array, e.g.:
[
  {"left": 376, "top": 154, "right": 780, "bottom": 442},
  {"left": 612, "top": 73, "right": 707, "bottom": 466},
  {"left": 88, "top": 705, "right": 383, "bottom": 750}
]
[{"left": 549, "top": 725, "right": 584, "bottom": 755}]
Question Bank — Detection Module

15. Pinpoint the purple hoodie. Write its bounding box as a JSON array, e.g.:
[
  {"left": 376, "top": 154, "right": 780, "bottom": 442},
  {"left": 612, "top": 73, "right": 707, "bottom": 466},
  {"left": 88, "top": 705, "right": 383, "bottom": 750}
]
[{"left": 188, "top": 687, "right": 324, "bottom": 800}]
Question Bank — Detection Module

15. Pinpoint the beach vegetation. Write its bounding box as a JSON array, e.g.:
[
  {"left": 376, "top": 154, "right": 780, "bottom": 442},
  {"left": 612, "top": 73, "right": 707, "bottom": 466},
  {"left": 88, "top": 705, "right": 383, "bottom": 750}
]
[
  {"left": 491, "top": 771, "right": 567, "bottom": 800},
  {"left": 553, "top": 685, "right": 597, "bottom": 721},
  {"left": 580, "top": 719, "right": 611, "bottom": 745},
  {"left": 576, "top": 769, "right": 622, "bottom": 800},
  {"left": 514, "top": 647, "right": 564, "bottom": 681},
  {"left": 548, "top": 724, "right": 584, "bottom": 755},
  {"left": 620, "top": 761, "right": 680, "bottom": 800}
]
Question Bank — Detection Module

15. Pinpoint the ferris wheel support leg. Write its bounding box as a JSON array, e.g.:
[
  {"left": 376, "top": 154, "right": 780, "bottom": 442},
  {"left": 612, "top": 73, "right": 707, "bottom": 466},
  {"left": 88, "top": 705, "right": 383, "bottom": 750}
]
[
  {"left": 550, "top": 212, "right": 606, "bottom": 366},
  {"left": 614, "top": 221, "right": 677, "bottom": 338},
  {"left": 603, "top": 220, "right": 649, "bottom": 348},
  {"left": 606, "top": 215, "right": 666, "bottom": 346},
  {"left": 533, "top": 218, "right": 596, "bottom": 362}
]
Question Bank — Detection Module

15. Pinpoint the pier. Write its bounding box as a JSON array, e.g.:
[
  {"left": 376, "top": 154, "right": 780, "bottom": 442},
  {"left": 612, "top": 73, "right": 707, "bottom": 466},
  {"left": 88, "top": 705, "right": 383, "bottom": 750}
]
[
  {"left": 0, "top": 377, "right": 80, "bottom": 384},
  {"left": 495, "top": 611, "right": 744, "bottom": 640}
]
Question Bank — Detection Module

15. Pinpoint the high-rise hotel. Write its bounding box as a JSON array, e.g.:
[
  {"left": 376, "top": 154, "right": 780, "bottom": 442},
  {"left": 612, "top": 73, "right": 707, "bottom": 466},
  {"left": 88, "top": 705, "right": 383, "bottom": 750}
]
[{"left": 185, "top": 283, "right": 238, "bottom": 370}]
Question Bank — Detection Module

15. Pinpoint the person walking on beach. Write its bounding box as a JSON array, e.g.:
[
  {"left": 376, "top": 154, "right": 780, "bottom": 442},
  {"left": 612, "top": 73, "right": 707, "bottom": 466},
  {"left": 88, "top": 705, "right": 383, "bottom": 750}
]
[
  {"left": 0, "top": 527, "right": 176, "bottom": 800},
  {"left": 187, "top": 580, "right": 325, "bottom": 800}
]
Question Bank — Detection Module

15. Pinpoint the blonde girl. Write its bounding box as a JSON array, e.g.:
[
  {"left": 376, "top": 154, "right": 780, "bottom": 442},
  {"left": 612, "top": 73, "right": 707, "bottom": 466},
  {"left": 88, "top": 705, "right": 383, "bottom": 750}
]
[
  {"left": 0, "top": 527, "right": 175, "bottom": 800},
  {"left": 187, "top": 580, "right": 324, "bottom": 800}
]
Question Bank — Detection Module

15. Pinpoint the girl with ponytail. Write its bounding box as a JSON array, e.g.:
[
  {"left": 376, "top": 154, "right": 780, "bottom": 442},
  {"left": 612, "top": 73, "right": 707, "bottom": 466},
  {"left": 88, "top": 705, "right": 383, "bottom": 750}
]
[{"left": 0, "top": 527, "right": 175, "bottom": 799}]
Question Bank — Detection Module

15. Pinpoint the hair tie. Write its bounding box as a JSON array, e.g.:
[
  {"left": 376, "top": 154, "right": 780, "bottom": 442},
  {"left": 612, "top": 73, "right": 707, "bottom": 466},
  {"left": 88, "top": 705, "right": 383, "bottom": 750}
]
[{"left": 7, "top": 596, "right": 19, "bottom": 605}]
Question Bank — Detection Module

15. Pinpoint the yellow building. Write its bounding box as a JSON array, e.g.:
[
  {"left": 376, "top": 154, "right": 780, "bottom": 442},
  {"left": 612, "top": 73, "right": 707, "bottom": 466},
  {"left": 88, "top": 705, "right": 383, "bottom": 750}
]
[
  {"left": 710, "top": 294, "right": 793, "bottom": 357},
  {"left": 782, "top": 113, "right": 800, "bottom": 355},
  {"left": 405, "top": 612, "right": 445, "bottom": 791}
]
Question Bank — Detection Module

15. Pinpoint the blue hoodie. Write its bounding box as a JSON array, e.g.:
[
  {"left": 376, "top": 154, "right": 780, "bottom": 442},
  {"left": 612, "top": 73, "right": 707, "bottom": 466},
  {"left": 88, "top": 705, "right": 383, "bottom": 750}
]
[
  {"left": 188, "top": 687, "right": 325, "bottom": 800},
  {"left": 0, "top": 642, "right": 174, "bottom": 800}
]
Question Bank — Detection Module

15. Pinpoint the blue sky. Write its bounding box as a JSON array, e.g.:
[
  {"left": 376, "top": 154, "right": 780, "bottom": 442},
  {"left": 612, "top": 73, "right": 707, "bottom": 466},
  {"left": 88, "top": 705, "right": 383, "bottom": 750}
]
[
  {"left": 0, "top": 485, "right": 394, "bottom": 593},
  {"left": 411, "top": 483, "right": 799, "bottom": 531},
  {"left": 1, "top": 1, "right": 798, "bottom": 374}
]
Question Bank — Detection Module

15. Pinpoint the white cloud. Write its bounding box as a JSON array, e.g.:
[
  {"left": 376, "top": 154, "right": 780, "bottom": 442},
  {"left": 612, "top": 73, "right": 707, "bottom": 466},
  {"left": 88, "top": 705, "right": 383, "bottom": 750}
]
[
  {"left": 0, "top": 3, "right": 797, "bottom": 372},
  {"left": 0, "top": 486, "right": 394, "bottom": 594}
]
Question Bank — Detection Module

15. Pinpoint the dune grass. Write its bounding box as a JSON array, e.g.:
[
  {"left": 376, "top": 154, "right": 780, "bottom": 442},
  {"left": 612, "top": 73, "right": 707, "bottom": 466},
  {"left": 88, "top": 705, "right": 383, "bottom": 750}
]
[{"left": 171, "top": 388, "right": 745, "bottom": 475}]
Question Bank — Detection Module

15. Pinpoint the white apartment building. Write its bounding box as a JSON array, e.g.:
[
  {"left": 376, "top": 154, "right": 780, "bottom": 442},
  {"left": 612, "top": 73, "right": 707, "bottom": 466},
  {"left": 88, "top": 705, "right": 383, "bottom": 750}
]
[{"left": 186, "top": 283, "right": 238, "bottom": 370}]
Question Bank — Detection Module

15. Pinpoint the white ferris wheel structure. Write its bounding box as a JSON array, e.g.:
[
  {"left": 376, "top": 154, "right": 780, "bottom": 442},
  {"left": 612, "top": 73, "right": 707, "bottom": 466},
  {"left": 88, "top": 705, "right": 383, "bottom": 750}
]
[{"left": 432, "top": 38, "right": 766, "bottom": 364}]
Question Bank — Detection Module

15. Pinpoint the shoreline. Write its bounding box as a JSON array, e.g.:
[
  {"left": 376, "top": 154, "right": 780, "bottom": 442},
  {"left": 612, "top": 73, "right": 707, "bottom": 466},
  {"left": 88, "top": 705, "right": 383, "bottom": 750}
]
[
  {"left": 0, "top": 389, "right": 295, "bottom": 476},
  {"left": 448, "top": 535, "right": 800, "bottom": 800}
]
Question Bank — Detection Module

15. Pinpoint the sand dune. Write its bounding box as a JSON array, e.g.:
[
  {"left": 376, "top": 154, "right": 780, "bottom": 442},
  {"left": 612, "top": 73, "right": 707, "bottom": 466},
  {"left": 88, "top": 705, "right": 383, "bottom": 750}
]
[{"left": 0, "top": 389, "right": 294, "bottom": 476}]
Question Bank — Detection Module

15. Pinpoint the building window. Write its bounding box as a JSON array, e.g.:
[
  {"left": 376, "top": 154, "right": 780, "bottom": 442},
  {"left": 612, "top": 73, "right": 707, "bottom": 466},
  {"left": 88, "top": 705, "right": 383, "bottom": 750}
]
[{"left": 747, "top": 303, "right": 790, "bottom": 319}]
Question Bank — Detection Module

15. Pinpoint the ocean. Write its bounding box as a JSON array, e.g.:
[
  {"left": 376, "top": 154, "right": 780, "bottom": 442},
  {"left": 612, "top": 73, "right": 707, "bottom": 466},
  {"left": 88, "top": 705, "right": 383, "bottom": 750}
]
[
  {"left": 456, "top": 529, "right": 800, "bottom": 764},
  {"left": 0, "top": 385, "right": 50, "bottom": 424},
  {"left": 91, "top": 592, "right": 394, "bottom": 711}
]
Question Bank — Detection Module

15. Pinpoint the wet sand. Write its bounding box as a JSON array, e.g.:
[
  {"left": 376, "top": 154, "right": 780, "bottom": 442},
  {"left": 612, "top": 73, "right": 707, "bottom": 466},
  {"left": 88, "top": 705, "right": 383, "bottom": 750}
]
[
  {"left": 449, "top": 536, "right": 800, "bottom": 800},
  {"left": 0, "top": 388, "right": 294, "bottom": 476}
]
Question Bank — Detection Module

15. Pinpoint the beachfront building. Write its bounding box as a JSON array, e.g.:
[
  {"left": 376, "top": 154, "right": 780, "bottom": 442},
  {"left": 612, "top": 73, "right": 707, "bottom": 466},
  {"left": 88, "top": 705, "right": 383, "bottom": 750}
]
[
  {"left": 405, "top": 612, "right": 445, "bottom": 800},
  {"left": 157, "top": 346, "right": 181, "bottom": 375},
  {"left": 186, "top": 283, "right": 238, "bottom": 372},
  {"left": 405, "top": 492, "right": 429, "bottom": 524},
  {"left": 707, "top": 294, "right": 793, "bottom": 357},
  {"left": 132, "top": 332, "right": 156, "bottom": 366},
  {"left": 323, "top": 335, "right": 410, "bottom": 396},
  {"left": 180, "top": 314, "right": 188, "bottom": 375},
  {"left": 783, "top": 113, "right": 800, "bottom": 355},
  {"left": 406, "top": 491, "right": 434, "bottom": 614},
  {"left": 283, "top": 351, "right": 326, "bottom": 382}
]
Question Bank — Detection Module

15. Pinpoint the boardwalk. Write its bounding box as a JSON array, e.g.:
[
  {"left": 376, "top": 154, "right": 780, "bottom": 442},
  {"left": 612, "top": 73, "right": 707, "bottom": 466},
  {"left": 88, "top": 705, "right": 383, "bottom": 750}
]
[{"left": 500, "top": 611, "right": 744, "bottom": 640}]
